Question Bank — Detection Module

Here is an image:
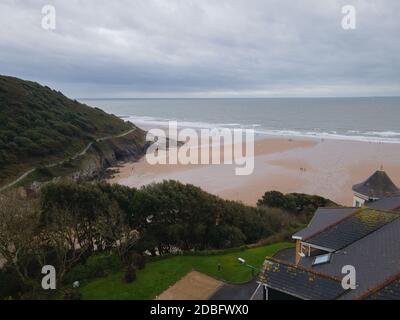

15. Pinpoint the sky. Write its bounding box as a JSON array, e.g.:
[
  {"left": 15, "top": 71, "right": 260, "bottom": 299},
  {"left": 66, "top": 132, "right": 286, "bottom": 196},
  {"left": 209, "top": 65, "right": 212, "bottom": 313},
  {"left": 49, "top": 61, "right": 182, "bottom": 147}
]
[{"left": 1, "top": 0, "right": 400, "bottom": 98}]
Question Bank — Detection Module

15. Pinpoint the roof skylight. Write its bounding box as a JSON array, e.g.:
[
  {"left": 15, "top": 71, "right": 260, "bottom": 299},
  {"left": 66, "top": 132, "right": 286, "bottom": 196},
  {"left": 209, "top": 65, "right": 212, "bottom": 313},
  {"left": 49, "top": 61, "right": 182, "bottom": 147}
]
[{"left": 313, "top": 253, "right": 331, "bottom": 266}]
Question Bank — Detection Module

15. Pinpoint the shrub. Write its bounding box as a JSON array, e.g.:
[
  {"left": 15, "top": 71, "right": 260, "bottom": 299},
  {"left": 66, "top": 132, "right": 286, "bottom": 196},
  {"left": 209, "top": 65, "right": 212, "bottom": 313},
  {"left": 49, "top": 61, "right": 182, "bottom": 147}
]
[
  {"left": 65, "top": 253, "right": 121, "bottom": 283},
  {"left": 0, "top": 268, "right": 24, "bottom": 299},
  {"left": 257, "top": 191, "right": 337, "bottom": 215},
  {"left": 257, "top": 191, "right": 290, "bottom": 210},
  {"left": 208, "top": 225, "right": 247, "bottom": 249},
  {"left": 36, "top": 166, "right": 53, "bottom": 178},
  {"left": 124, "top": 265, "right": 137, "bottom": 284},
  {"left": 132, "top": 253, "right": 146, "bottom": 270},
  {"left": 63, "top": 288, "right": 82, "bottom": 300}
]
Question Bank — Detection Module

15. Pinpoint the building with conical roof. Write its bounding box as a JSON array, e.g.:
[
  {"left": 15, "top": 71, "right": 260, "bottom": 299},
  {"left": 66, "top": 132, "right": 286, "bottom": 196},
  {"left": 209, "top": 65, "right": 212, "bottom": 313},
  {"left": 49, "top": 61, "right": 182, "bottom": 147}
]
[{"left": 352, "top": 170, "right": 400, "bottom": 207}]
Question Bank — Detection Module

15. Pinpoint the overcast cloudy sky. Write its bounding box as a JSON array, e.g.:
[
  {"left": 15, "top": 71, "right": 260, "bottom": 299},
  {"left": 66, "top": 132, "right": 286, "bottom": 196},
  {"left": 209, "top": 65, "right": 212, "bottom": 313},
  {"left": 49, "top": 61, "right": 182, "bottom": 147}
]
[{"left": 1, "top": 0, "right": 399, "bottom": 98}]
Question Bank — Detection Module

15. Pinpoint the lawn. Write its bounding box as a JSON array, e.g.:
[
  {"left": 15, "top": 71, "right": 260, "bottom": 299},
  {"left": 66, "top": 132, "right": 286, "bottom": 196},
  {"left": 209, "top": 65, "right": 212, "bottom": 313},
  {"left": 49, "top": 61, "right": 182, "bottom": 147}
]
[{"left": 80, "top": 242, "right": 293, "bottom": 300}]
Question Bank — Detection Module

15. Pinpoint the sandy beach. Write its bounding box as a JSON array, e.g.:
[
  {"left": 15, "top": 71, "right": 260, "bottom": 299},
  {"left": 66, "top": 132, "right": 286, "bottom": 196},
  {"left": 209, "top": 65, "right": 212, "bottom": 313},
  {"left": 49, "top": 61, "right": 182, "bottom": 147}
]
[{"left": 108, "top": 134, "right": 400, "bottom": 207}]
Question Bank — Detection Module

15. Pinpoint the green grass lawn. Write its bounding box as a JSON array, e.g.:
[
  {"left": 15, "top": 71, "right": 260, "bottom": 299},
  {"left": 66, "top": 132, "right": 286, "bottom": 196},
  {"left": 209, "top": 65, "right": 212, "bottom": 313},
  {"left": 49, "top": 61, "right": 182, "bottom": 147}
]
[{"left": 80, "top": 242, "right": 293, "bottom": 300}]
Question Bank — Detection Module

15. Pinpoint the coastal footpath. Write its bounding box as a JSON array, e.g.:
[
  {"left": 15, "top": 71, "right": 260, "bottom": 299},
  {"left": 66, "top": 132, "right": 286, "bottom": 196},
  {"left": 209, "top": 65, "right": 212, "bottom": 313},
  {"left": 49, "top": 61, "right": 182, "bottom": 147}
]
[{"left": 0, "top": 128, "right": 139, "bottom": 192}]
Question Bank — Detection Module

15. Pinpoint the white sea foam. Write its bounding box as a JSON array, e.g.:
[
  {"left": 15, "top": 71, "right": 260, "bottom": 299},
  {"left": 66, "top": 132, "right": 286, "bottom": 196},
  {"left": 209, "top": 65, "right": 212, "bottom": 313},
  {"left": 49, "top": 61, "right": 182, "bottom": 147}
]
[
  {"left": 124, "top": 115, "right": 400, "bottom": 144},
  {"left": 364, "top": 131, "right": 400, "bottom": 137}
]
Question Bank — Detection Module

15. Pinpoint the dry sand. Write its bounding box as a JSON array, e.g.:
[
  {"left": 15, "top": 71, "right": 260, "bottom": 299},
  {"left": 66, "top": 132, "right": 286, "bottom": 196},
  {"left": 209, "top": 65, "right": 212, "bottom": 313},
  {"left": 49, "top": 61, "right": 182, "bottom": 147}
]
[
  {"left": 156, "top": 271, "right": 223, "bottom": 300},
  {"left": 108, "top": 135, "right": 400, "bottom": 207}
]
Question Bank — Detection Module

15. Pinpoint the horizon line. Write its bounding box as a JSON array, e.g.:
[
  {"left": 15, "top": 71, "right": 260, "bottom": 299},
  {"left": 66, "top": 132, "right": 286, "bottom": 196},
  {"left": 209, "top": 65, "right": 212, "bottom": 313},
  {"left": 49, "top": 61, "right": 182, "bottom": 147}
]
[{"left": 77, "top": 96, "right": 400, "bottom": 100}]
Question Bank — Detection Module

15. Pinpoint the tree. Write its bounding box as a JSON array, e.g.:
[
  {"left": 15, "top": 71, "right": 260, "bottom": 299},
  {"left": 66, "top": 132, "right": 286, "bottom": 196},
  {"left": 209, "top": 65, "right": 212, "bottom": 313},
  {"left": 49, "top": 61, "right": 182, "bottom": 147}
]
[
  {"left": 38, "top": 207, "right": 90, "bottom": 284},
  {"left": 257, "top": 191, "right": 293, "bottom": 210},
  {"left": 257, "top": 191, "right": 337, "bottom": 215},
  {"left": 0, "top": 191, "right": 44, "bottom": 291},
  {"left": 124, "top": 265, "right": 137, "bottom": 283},
  {"left": 208, "top": 225, "right": 246, "bottom": 249},
  {"left": 96, "top": 202, "right": 140, "bottom": 263},
  {"left": 40, "top": 182, "right": 110, "bottom": 253}
]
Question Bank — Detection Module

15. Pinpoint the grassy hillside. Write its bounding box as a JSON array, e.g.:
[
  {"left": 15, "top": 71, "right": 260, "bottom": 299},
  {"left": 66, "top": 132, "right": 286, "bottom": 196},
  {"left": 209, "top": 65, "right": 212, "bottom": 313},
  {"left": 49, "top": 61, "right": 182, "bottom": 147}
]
[{"left": 0, "top": 75, "right": 144, "bottom": 185}]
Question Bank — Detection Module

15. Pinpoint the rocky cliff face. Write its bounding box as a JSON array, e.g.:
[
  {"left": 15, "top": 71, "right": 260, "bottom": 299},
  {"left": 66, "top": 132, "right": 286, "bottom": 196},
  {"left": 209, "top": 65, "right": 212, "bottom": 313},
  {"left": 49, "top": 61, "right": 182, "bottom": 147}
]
[{"left": 71, "top": 128, "right": 150, "bottom": 181}]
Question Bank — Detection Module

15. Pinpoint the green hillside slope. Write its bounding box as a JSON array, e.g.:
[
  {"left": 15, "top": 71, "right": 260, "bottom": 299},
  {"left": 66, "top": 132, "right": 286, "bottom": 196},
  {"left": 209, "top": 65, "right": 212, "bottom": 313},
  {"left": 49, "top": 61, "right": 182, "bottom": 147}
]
[{"left": 0, "top": 75, "right": 147, "bottom": 186}]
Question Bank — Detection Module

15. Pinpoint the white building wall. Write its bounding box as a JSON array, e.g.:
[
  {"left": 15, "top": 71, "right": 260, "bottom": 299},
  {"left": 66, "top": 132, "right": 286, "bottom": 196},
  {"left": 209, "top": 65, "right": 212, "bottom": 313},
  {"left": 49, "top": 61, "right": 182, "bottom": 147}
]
[
  {"left": 353, "top": 192, "right": 379, "bottom": 207},
  {"left": 353, "top": 195, "right": 366, "bottom": 207}
]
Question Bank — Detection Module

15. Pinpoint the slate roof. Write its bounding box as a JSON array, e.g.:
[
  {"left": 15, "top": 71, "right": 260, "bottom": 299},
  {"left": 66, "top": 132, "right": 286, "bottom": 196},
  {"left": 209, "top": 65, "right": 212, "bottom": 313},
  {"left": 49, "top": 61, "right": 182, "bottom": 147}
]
[
  {"left": 352, "top": 170, "right": 400, "bottom": 198},
  {"left": 366, "top": 196, "right": 400, "bottom": 211},
  {"left": 263, "top": 205, "right": 400, "bottom": 300},
  {"left": 272, "top": 247, "right": 296, "bottom": 264},
  {"left": 305, "top": 209, "right": 399, "bottom": 251},
  {"left": 298, "top": 217, "right": 400, "bottom": 299},
  {"left": 365, "top": 276, "right": 400, "bottom": 300},
  {"left": 292, "top": 207, "right": 357, "bottom": 240},
  {"left": 260, "top": 258, "right": 347, "bottom": 300}
]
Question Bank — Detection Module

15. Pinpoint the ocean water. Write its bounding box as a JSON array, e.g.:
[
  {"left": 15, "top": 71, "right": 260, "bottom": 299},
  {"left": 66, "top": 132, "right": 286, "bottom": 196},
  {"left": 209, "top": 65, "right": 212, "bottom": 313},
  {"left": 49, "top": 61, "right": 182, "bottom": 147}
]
[{"left": 80, "top": 97, "right": 400, "bottom": 144}]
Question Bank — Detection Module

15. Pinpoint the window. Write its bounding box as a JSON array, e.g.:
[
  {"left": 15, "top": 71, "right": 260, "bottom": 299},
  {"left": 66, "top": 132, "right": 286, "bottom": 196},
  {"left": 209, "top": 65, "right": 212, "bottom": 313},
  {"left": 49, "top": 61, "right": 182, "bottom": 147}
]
[{"left": 312, "top": 253, "right": 331, "bottom": 266}]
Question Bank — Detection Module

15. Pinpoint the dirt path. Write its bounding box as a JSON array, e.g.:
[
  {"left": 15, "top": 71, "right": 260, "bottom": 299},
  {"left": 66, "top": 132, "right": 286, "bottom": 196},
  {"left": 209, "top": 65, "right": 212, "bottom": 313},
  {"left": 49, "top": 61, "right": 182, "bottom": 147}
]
[
  {"left": 156, "top": 271, "right": 223, "bottom": 300},
  {"left": 0, "top": 128, "right": 136, "bottom": 192}
]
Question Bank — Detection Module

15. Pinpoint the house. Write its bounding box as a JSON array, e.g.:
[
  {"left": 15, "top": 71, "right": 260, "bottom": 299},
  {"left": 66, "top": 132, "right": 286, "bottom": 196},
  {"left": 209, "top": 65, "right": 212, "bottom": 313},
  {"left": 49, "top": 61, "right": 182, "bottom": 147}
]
[
  {"left": 258, "top": 170, "right": 400, "bottom": 300},
  {"left": 259, "top": 207, "right": 400, "bottom": 300},
  {"left": 352, "top": 170, "right": 400, "bottom": 207}
]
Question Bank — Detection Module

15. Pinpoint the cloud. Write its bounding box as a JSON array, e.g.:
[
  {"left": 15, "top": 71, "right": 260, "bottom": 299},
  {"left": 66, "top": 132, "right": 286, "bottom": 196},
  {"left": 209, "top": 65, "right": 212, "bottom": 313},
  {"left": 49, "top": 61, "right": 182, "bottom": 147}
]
[{"left": 0, "top": 0, "right": 399, "bottom": 97}]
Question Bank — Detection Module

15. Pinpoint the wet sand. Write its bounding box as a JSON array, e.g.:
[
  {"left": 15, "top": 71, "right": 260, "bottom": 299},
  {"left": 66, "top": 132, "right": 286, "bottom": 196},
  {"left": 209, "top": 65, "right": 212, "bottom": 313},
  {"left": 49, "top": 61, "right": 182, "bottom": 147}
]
[{"left": 108, "top": 135, "right": 400, "bottom": 207}]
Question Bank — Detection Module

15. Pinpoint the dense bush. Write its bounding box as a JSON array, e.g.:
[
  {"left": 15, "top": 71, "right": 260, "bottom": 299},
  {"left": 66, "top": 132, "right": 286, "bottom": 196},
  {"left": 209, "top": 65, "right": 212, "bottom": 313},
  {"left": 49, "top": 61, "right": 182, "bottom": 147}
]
[
  {"left": 40, "top": 180, "right": 299, "bottom": 255},
  {"left": 65, "top": 253, "right": 122, "bottom": 284},
  {"left": 0, "top": 268, "right": 24, "bottom": 299},
  {"left": 2, "top": 180, "right": 312, "bottom": 298},
  {"left": 129, "top": 181, "right": 293, "bottom": 252},
  {"left": 42, "top": 181, "right": 228, "bottom": 255},
  {"left": 132, "top": 253, "right": 146, "bottom": 270},
  {"left": 124, "top": 265, "right": 137, "bottom": 284},
  {"left": 257, "top": 191, "right": 337, "bottom": 215},
  {"left": 63, "top": 288, "right": 82, "bottom": 300}
]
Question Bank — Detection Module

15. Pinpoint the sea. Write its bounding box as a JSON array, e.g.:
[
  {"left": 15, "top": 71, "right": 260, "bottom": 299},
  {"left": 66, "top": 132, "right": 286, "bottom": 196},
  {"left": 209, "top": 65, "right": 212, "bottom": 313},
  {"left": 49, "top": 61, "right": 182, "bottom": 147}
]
[{"left": 80, "top": 97, "right": 400, "bottom": 144}]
